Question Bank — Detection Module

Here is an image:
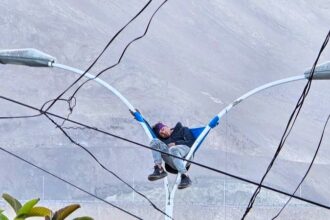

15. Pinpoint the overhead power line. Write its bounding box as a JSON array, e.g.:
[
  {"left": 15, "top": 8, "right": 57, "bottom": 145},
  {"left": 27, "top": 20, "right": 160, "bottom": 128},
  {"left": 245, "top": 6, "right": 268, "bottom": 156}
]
[
  {"left": 44, "top": 113, "right": 172, "bottom": 219},
  {"left": 241, "top": 29, "right": 330, "bottom": 220},
  {"left": 0, "top": 146, "right": 142, "bottom": 220},
  {"left": 272, "top": 114, "right": 330, "bottom": 219},
  {"left": 1, "top": 99, "right": 172, "bottom": 218},
  {"left": 42, "top": 0, "right": 163, "bottom": 115},
  {"left": 68, "top": 0, "right": 168, "bottom": 101},
  {"left": 1, "top": 95, "right": 330, "bottom": 211}
]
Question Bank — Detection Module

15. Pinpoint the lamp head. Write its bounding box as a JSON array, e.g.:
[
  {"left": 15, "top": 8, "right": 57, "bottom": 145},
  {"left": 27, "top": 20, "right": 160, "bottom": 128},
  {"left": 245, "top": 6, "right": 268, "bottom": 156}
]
[
  {"left": 304, "top": 61, "right": 330, "bottom": 80},
  {"left": 0, "top": 48, "right": 56, "bottom": 67}
]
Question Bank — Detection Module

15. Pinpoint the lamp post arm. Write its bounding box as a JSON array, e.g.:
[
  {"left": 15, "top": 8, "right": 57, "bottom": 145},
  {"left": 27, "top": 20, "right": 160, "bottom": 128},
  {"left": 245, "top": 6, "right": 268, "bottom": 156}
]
[
  {"left": 183, "top": 75, "right": 307, "bottom": 166},
  {"left": 51, "top": 63, "right": 154, "bottom": 140},
  {"left": 216, "top": 75, "right": 306, "bottom": 119}
]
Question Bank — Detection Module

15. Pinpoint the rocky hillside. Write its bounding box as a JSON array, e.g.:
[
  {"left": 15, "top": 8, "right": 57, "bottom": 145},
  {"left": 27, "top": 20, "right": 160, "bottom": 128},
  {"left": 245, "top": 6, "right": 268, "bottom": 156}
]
[{"left": 0, "top": 0, "right": 330, "bottom": 219}]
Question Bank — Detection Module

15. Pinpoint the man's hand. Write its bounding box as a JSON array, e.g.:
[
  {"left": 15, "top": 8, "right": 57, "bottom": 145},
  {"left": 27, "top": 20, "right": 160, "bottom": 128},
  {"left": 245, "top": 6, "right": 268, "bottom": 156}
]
[{"left": 168, "top": 142, "right": 176, "bottom": 147}]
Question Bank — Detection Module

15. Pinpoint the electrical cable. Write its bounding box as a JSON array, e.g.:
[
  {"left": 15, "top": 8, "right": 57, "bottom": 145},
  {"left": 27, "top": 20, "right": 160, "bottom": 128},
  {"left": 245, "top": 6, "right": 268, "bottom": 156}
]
[
  {"left": 43, "top": 113, "right": 172, "bottom": 219},
  {"left": 43, "top": 0, "right": 153, "bottom": 113},
  {"left": 68, "top": 0, "right": 168, "bottom": 101},
  {"left": 1, "top": 95, "right": 330, "bottom": 210},
  {"left": 51, "top": 0, "right": 168, "bottom": 127},
  {"left": 240, "top": 29, "right": 330, "bottom": 220},
  {"left": 1, "top": 102, "right": 171, "bottom": 217},
  {"left": 3, "top": 98, "right": 172, "bottom": 218},
  {"left": 0, "top": 146, "right": 142, "bottom": 220},
  {"left": 0, "top": 114, "right": 42, "bottom": 119},
  {"left": 271, "top": 114, "right": 330, "bottom": 219}
]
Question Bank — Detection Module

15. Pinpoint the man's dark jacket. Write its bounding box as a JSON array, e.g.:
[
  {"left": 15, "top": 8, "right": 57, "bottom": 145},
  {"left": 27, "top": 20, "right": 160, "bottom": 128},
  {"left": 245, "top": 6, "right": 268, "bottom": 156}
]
[{"left": 160, "top": 122, "right": 195, "bottom": 147}]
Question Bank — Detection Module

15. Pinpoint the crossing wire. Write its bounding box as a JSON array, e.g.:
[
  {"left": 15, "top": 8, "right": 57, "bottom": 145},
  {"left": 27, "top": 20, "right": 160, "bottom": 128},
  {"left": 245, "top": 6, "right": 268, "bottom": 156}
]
[
  {"left": 43, "top": 0, "right": 165, "bottom": 115},
  {"left": 43, "top": 113, "right": 172, "bottom": 219},
  {"left": 1, "top": 99, "right": 172, "bottom": 218},
  {"left": 0, "top": 146, "right": 142, "bottom": 220},
  {"left": 240, "top": 29, "right": 330, "bottom": 220},
  {"left": 68, "top": 0, "right": 168, "bottom": 102},
  {"left": 272, "top": 114, "right": 330, "bottom": 219},
  {"left": 1, "top": 95, "right": 330, "bottom": 211}
]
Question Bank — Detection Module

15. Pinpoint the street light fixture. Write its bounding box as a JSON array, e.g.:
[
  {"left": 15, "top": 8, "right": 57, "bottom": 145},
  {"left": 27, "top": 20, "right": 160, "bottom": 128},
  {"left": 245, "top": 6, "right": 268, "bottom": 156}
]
[
  {"left": 304, "top": 61, "right": 330, "bottom": 79},
  {"left": 1, "top": 48, "right": 330, "bottom": 220},
  {"left": 0, "top": 48, "right": 56, "bottom": 67}
]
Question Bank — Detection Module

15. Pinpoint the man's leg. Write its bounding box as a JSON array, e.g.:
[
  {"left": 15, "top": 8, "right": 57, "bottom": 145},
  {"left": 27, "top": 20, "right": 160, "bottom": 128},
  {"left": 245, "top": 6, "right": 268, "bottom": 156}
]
[
  {"left": 148, "top": 139, "right": 169, "bottom": 181},
  {"left": 150, "top": 139, "right": 170, "bottom": 165},
  {"left": 167, "top": 145, "right": 192, "bottom": 190},
  {"left": 168, "top": 145, "right": 190, "bottom": 174}
]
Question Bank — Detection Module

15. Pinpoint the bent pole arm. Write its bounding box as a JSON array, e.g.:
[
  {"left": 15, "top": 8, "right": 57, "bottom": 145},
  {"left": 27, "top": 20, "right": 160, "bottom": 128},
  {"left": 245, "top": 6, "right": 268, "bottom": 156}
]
[
  {"left": 186, "top": 74, "right": 307, "bottom": 163},
  {"left": 51, "top": 63, "right": 154, "bottom": 140}
]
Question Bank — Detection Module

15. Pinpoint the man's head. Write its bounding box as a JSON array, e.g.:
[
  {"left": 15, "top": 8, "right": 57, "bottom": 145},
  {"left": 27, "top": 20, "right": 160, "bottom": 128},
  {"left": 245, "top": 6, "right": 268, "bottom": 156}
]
[{"left": 153, "top": 122, "right": 172, "bottom": 139}]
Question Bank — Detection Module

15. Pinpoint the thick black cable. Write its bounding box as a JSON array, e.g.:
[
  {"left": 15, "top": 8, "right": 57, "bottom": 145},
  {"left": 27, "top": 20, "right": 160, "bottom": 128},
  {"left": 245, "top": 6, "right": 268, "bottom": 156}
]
[
  {"left": 240, "top": 30, "right": 330, "bottom": 220},
  {"left": 58, "top": 0, "right": 168, "bottom": 127},
  {"left": 43, "top": 0, "right": 153, "bottom": 113},
  {"left": 1, "top": 95, "right": 330, "bottom": 210},
  {"left": 68, "top": 0, "right": 168, "bottom": 100},
  {"left": 3, "top": 98, "right": 171, "bottom": 218},
  {"left": 2, "top": 99, "right": 172, "bottom": 218},
  {"left": 41, "top": 98, "right": 76, "bottom": 127},
  {"left": 43, "top": 113, "right": 172, "bottom": 219},
  {"left": 272, "top": 114, "right": 330, "bottom": 219},
  {"left": 0, "top": 146, "right": 142, "bottom": 220},
  {"left": 0, "top": 114, "right": 42, "bottom": 119}
]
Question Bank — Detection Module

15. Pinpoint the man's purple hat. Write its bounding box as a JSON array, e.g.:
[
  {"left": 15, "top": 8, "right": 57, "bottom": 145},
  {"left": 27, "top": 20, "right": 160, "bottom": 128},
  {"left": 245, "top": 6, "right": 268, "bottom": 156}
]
[{"left": 153, "top": 122, "right": 166, "bottom": 136}]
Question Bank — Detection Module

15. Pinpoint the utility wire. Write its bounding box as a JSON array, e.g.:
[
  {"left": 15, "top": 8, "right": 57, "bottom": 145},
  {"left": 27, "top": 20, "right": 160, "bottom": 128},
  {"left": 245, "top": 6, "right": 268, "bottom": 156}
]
[
  {"left": 240, "top": 29, "right": 330, "bottom": 220},
  {"left": 43, "top": 0, "right": 153, "bottom": 113},
  {"left": 0, "top": 146, "right": 142, "bottom": 220},
  {"left": 68, "top": 0, "right": 168, "bottom": 100},
  {"left": 272, "top": 114, "right": 330, "bottom": 219},
  {"left": 1, "top": 99, "right": 172, "bottom": 218},
  {"left": 0, "top": 109, "right": 171, "bottom": 219},
  {"left": 1, "top": 95, "right": 330, "bottom": 210},
  {"left": 55, "top": 0, "right": 168, "bottom": 127},
  {"left": 41, "top": 98, "right": 77, "bottom": 127},
  {"left": 0, "top": 114, "right": 41, "bottom": 119},
  {"left": 43, "top": 113, "right": 172, "bottom": 219},
  {"left": 4, "top": 99, "right": 172, "bottom": 218}
]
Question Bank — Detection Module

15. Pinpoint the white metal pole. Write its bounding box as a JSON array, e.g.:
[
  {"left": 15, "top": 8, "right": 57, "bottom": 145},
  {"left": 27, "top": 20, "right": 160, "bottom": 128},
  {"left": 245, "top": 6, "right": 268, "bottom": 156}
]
[{"left": 51, "top": 63, "right": 154, "bottom": 140}]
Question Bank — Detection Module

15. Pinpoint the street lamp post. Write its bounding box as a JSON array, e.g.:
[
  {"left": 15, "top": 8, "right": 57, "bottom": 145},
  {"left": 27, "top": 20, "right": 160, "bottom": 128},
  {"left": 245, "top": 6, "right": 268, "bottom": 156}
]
[{"left": 1, "top": 48, "right": 330, "bottom": 220}]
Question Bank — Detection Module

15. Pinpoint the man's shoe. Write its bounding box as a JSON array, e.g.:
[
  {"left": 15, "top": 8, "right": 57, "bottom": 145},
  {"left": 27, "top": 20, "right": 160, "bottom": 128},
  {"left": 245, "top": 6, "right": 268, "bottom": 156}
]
[
  {"left": 148, "top": 165, "right": 168, "bottom": 181},
  {"left": 178, "top": 174, "right": 192, "bottom": 189}
]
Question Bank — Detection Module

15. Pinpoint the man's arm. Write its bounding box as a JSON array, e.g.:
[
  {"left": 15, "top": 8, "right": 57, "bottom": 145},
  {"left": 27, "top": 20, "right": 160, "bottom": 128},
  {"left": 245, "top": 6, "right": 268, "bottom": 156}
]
[{"left": 175, "top": 127, "right": 195, "bottom": 147}]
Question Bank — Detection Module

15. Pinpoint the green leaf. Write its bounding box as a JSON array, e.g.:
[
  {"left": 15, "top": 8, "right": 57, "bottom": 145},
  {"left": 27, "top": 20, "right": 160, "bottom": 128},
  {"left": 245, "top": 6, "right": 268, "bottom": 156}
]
[
  {"left": 15, "top": 198, "right": 40, "bottom": 218},
  {"left": 28, "top": 206, "right": 52, "bottom": 217},
  {"left": 52, "top": 204, "right": 80, "bottom": 220},
  {"left": 2, "top": 193, "right": 22, "bottom": 214},
  {"left": 16, "top": 206, "right": 52, "bottom": 219},
  {"left": 0, "top": 213, "right": 9, "bottom": 220},
  {"left": 73, "top": 217, "right": 94, "bottom": 220}
]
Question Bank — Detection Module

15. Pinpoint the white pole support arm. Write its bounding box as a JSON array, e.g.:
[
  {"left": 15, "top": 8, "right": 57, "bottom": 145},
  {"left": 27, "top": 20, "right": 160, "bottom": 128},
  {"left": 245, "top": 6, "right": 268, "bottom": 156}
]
[{"left": 51, "top": 63, "right": 154, "bottom": 140}]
